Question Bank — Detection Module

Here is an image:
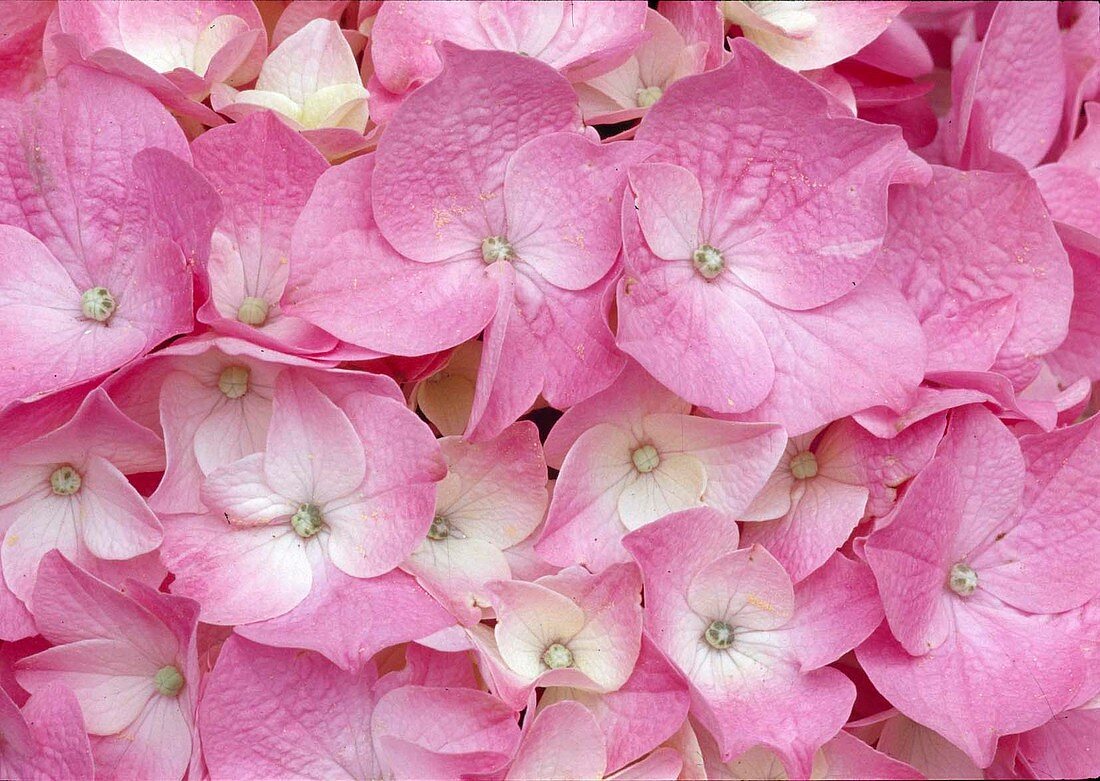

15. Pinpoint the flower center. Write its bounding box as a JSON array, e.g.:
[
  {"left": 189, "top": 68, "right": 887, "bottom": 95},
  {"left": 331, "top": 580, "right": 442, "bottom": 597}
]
[
  {"left": 481, "top": 236, "right": 516, "bottom": 264},
  {"left": 631, "top": 444, "right": 660, "bottom": 474},
  {"left": 948, "top": 562, "right": 978, "bottom": 596},
  {"left": 542, "top": 642, "right": 574, "bottom": 669},
  {"left": 237, "top": 296, "right": 269, "bottom": 326},
  {"left": 427, "top": 515, "right": 450, "bottom": 540},
  {"left": 154, "top": 665, "right": 184, "bottom": 697},
  {"left": 704, "top": 619, "right": 735, "bottom": 650},
  {"left": 49, "top": 464, "right": 82, "bottom": 496},
  {"left": 789, "top": 451, "right": 818, "bottom": 480},
  {"left": 635, "top": 85, "right": 663, "bottom": 108},
  {"left": 291, "top": 503, "right": 324, "bottom": 538},
  {"left": 692, "top": 244, "right": 724, "bottom": 279},
  {"left": 217, "top": 365, "right": 250, "bottom": 399},
  {"left": 81, "top": 286, "right": 117, "bottom": 322}
]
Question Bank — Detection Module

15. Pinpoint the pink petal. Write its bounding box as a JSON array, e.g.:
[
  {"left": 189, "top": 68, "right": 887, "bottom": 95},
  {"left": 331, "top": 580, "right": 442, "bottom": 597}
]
[
  {"left": 373, "top": 44, "right": 582, "bottom": 264},
  {"left": 506, "top": 700, "right": 606, "bottom": 781},
  {"left": 686, "top": 545, "right": 796, "bottom": 631},
  {"left": 200, "top": 636, "right": 383, "bottom": 779},
  {"left": 629, "top": 162, "right": 702, "bottom": 261}
]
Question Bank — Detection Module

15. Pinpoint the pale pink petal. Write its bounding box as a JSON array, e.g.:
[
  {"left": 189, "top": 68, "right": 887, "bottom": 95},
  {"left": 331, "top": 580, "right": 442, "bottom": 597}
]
[
  {"left": 506, "top": 700, "right": 606, "bottom": 781},
  {"left": 629, "top": 162, "right": 702, "bottom": 261},
  {"left": 264, "top": 373, "right": 366, "bottom": 505},
  {"left": 160, "top": 513, "right": 312, "bottom": 625},
  {"left": 686, "top": 546, "right": 795, "bottom": 632},
  {"left": 505, "top": 132, "right": 652, "bottom": 290},
  {"left": 75, "top": 456, "right": 163, "bottom": 560},
  {"left": 201, "top": 453, "right": 298, "bottom": 527},
  {"left": 240, "top": 552, "right": 453, "bottom": 670},
  {"left": 372, "top": 686, "right": 520, "bottom": 779}
]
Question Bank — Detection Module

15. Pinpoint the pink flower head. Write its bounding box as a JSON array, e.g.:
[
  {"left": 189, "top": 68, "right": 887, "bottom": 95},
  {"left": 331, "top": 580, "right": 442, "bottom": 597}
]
[
  {"left": 404, "top": 422, "right": 549, "bottom": 624},
  {"left": 537, "top": 363, "right": 787, "bottom": 571},
  {"left": 211, "top": 18, "right": 371, "bottom": 159},
  {"left": 720, "top": 2, "right": 909, "bottom": 71},
  {"left": 740, "top": 416, "right": 944, "bottom": 582},
  {"left": 191, "top": 111, "right": 339, "bottom": 355},
  {"left": 51, "top": 0, "right": 266, "bottom": 125},
  {"left": 576, "top": 8, "right": 707, "bottom": 125},
  {"left": 200, "top": 636, "right": 521, "bottom": 779},
  {"left": 0, "top": 65, "right": 220, "bottom": 409},
  {"left": 859, "top": 406, "right": 1100, "bottom": 765},
  {"left": 880, "top": 166, "right": 1072, "bottom": 387},
  {"left": 17, "top": 552, "right": 200, "bottom": 780},
  {"left": 285, "top": 45, "right": 653, "bottom": 440},
  {"left": 0, "top": 682, "right": 93, "bottom": 780},
  {"left": 624, "top": 508, "right": 883, "bottom": 777},
  {"left": 619, "top": 39, "right": 925, "bottom": 434},
  {"left": 0, "top": 388, "right": 164, "bottom": 607},
  {"left": 370, "top": 1, "right": 648, "bottom": 95},
  {"left": 476, "top": 564, "right": 644, "bottom": 702},
  {"left": 161, "top": 371, "right": 445, "bottom": 630}
]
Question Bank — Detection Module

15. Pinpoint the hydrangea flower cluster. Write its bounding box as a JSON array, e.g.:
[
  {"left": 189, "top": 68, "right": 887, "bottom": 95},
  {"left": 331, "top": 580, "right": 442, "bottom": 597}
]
[{"left": 0, "top": 2, "right": 1097, "bottom": 779}]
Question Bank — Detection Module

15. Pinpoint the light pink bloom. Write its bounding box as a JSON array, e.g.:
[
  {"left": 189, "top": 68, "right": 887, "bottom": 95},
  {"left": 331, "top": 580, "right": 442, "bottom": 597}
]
[
  {"left": 371, "top": 0, "right": 648, "bottom": 95},
  {"left": 700, "top": 727, "right": 922, "bottom": 780},
  {"left": 539, "top": 635, "right": 691, "bottom": 776},
  {"left": 848, "top": 708, "right": 985, "bottom": 779},
  {"left": 50, "top": 0, "right": 266, "bottom": 125},
  {"left": 576, "top": 9, "right": 707, "bottom": 124},
  {"left": 212, "top": 19, "right": 370, "bottom": 159},
  {"left": 942, "top": 1, "right": 1065, "bottom": 169},
  {"left": 474, "top": 564, "right": 644, "bottom": 704},
  {"left": 191, "top": 111, "right": 340, "bottom": 355},
  {"left": 0, "top": 683, "right": 93, "bottom": 780},
  {"left": 859, "top": 407, "right": 1100, "bottom": 766},
  {"left": 162, "top": 372, "right": 445, "bottom": 630},
  {"left": 720, "top": 1, "right": 909, "bottom": 71},
  {"left": 404, "top": 422, "right": 549, "bottom": 624},
  {"left": 740, "top": 416, "right": 943, "bottom": 582},
  {"left": 880, "top": 165, "right": 1071, "bottom": 386},
  {"left": 200, "top": 635, "right": 521, "bottom": 779},
  {"left": 658, "top": 0, "right": 726, "bottom": 71},
  {"left": 0, "top": 388, "right": 164, "bottom": 606},
  {"left": 537, "top": 363, "right": 786, "bottom": 571},
  {"left": 17, "top": 552, "right": 200, "bottom": 780},
  {"left": 624, "top": 509, "right": 883, "bottom": 776},
  {"left": 286, "top": 46, "right": 651, "bottom": 440},
  {"left": 619, "top": 39, "right": 925, "bottom": 433},
  {"left": 0, "top": 65, "right": 220, "bottom": 408}
]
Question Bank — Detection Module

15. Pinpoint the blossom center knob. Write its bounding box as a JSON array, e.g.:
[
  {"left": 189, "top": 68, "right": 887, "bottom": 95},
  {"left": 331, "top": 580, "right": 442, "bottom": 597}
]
[
  {"left": 790, "top": 451, "right": 818, "bottom": 480},
  {"left": 481, "top": 236, "right": 516, "bottom": 264},
  {"left": 427, "top": 515, "right": 450, "bottom": 541},
  {"left": 154, "top": 665, "right": 184, "bottom": 697},
  {"left": 948, "top": 562, "right": 978, "bottom": 596},
  {"left": 692, "top": 244, "right": 725, "bottom": 279},
  {"left": 50, "top": 465, "right": 82, "bottom": 496},
  {"left": 81, "top": 286, "right": 117, "bottom": 322},
  {"left": 631, "top": 444, "right": 660, "bottom": 474},
  {"left": 704, "top": 619, "right": 734, "bottom": 650},
  {"left": 237, "top": 296, "right": 269, "bottom": 326},
  {"left": 542, "top": 642, "right": 574, "bottom": 669},
  {"left": 635, "top": 85, "right": 663, "bottom": 108},
  {"left": 217, "top": 365, "right": 250, "bottom": 399},
  {"left": 291, "top": 503, "right": 324, "bottom": 538}
]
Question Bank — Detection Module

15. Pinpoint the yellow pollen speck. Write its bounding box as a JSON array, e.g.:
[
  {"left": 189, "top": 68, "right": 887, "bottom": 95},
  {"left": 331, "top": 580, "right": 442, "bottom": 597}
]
[{"left": 746, "top": 593, "right": 776, "bottom": 612}]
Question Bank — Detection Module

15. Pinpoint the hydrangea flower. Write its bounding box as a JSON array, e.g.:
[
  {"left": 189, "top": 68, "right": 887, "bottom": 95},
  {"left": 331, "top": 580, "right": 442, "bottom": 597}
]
[
  {"left": 0, "top": 66, "right": 219, "bottom": 408},
  {"left": 859, "top": 407, "right": 1100, "bottom": 765},
  {"left": 619, "top": 39, "right": 926, "bottom": 433},
  {"left": 17, "top": 552, "right": 200, "bottom": 780}
]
